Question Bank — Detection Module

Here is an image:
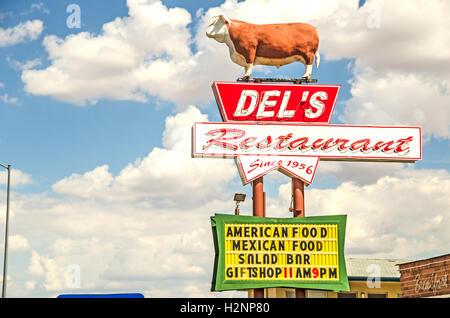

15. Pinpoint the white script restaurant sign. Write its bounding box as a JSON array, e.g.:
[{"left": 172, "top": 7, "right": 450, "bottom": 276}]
[{"left": 192, "top": 122, "right": 422, "bottom": 162}]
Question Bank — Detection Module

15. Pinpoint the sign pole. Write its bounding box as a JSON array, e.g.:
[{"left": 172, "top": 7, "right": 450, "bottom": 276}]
[
  {"left": 252, "top": 176, "right": 265, "bottom": 298},
  {"left": 292, "top": 178, "right": 304, "bottom": 218},
  {"left": 292, "top": 177, "right": 306, "bottom": 298}
]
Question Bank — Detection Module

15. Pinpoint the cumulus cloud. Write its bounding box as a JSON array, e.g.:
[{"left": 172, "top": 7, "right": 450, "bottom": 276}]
[
  {"left": 13, "top": 188, "right": 236, "bottom": 296},
  {"left": 52, "top": 106, "right": 236, "bottom": 207},
  {"left": 5, "top": 106, "right": 240, "bottom": 297},
  {"left": 22, "top": 2, "right": 51, "bottom": 15},
  {"left": 5, "top": 235, "right": 30, "bottom": 252},
  {"left": 5, "top": 0, "right": 449, "bottom": 298},
  {"left": 51, "top": 165, "right": 114, "bottom": 199},
  {"left": 27, "top": 250, "right": 44, "bottom": 276},
  {"left": 275, "top": 167, "right": 450, "bottom": 258},
  {"left": 339, "top": 66, "right": 450, "bottom": 139},
  {"left": 318, "top": 0, "right": 450, "bottom": 76},
  {"left": 0, "top": 93, "right": 18, "bottom": 104},
  {"left": 7, "top": 57, "right": 42, "bottom": 71},
  {"left": 198, "top": 0, "right": 450, "bottom": 74},
  {"left": 317, "top": 160, "right": 405, "bottom": 185},
  {"left": 19, "top": 0, "right": 450, "bottom": 140},
  {"left": 4, "top": 114, "right": 447, "bottom": 298},
  {"left": 0, "top": 19, "right": 43, "bottom": 47},
  {"left": 22, "top": 0, "right": 202, "bottom": 105},
  {"left": 199, "top": 0, "right": 450, "bottom": 138},
  {"left": 0, "top": 168, "right": 33, "bottom": 186}
]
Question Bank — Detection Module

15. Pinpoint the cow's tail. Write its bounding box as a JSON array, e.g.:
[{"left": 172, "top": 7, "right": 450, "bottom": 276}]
[{"left": 315, "top": 51, "right": 320, "bottom": 69}]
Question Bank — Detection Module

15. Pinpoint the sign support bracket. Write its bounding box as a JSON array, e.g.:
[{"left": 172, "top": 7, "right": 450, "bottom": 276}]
[{"left": 236, "top": 77, "right": 318, "bottom": 84}]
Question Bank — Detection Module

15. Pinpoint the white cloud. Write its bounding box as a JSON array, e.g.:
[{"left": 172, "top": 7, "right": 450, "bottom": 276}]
[
  {"left": 0, "top": 169, "right": 33, "bottom": 186},
  {"left": 22, "top": 0, "right": 201, "bottom": 106},
  {"left": 52, "top": 106, "right": 236, "bottom": 207},
  {"left": 0, "top": 19, "right": 43, "bottom": 47},
  {"left": 5, "top": 0, "right": 449, "bottom": 297},
  {"left": 25, "top": 280, "right": 37, "bottom": 291},
  {"left": 27, "top": 250, "right": 44, "bottom": 276},
  {"left": 0, "top": 82, "right": 20, "bottom": 104},
  {"left": 15, "top": 192, "right": 235, "bottom": 296},
  {"left": 29, "top": 239, "right": 116, "bottom": 291},
  {"left": 19, "top": 0, "right": 450, "bottom": 143},
  {"left": 51, "top": 165, "right": 113, "bottom": 199},
  {"left": 197, "top": 0, "right": 450, "bottom": 75},
  {"left": 13, "top": 165, "right": 448, "bottom": 296},
  {"left": 317, "top": 160, "right": 405, "bottom": 185},
  {"left": 8, "top": 235, "right": 30, "bottom": 252},
  {"left": 5, "top": 106, "right": 240, "bottom": 296},
  {"left": 0, "top": 93, "right": 19, "bottom": 104},
  {"left": 101, "top": 231, "right": 209, "bottom": 282},
  {"left": 200, "top": 0, "right": 450, "bottom": 139},
  {"left": 339, "top": 66, "right": 450, "bottom": 139},
  {"left": 316, "top": 0, "right": 450, "bottom": 76},
  {"left": 27, "top": 2, "right": 51, "bottom": 15},
  {"left": 276, "top": 167, "right": 450, "bottom": 258},
  {"left": 7, "top": 57, "right": 42, "bottom": 71},
  {"left": 1, "top": 106, "right": 446, "bottom": 297}
]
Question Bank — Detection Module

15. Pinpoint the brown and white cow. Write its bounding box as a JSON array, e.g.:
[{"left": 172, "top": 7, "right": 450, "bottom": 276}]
[{"left": 206, "top": 15, "right": 320, "bottom": 79}]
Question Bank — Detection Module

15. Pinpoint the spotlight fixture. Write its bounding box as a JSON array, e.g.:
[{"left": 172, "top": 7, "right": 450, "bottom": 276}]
[{"left": 233, "top": 193, "right": 246, "bottom": 215}]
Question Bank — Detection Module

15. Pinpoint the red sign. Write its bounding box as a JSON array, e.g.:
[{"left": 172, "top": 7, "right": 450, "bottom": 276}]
[{"left": 212, "top": 81, "right": 340, "bottom": 123}]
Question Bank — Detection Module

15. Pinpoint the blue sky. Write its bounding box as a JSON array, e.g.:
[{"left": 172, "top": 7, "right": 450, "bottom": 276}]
[
  {"left": 0, "top": 0, "right": 359, "bottom": 193},
  {"left": 0, "top": 1, "right": 351, "bottom": 188},
  {"left": 1, "top": 0, "right": 167, "bottom": 189},
  {"left": 0, "top": 0, "right": 449, "bottom": 297}
]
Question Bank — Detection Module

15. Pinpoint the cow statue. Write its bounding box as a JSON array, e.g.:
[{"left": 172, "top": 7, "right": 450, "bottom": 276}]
[{"left": 206, "top": 15, "right": 320, "bottom": 80}]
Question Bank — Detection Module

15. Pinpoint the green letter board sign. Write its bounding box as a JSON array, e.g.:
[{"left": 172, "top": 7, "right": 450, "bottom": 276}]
[{"left": 211, "top": 214, "right": 349, "bottom": 292}]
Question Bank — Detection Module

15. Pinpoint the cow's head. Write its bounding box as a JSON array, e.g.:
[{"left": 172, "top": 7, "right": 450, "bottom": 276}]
[{"left": 206, "top": 15, "right": 230, "bottom": 43}]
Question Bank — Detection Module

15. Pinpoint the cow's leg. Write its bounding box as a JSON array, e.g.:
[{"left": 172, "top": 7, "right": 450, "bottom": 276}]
[
  {"left": 243, "top": 47, "right": 257, "bottom": 80},
  {"left": 244, "top": 63, "right": 254, "bottom": 80},
  {"left": 302, "top": 64, "right": 313, "bottom": 80},
  {"left": 301, "top": 52, "right": 314, "bottom": 80}
]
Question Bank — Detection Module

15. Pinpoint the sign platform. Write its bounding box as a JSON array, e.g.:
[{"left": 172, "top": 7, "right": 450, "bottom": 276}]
[{"left": 237, "top": 77, "right": 318, "bottom": 84}]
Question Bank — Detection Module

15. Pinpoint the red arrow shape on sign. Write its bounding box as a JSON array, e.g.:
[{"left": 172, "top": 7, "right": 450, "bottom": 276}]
[{"left": 235, "top": 155, "right": 319, "bottom": 185}]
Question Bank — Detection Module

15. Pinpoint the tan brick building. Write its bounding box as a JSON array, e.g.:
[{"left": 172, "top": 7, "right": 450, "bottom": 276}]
[{"left": 398, "top": 254, "right": 449, "bottom": 298}]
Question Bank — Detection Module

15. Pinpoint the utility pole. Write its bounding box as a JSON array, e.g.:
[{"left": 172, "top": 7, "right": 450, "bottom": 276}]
[{"left": 1, "top": 163, "right": 11, "bottom": 298}]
